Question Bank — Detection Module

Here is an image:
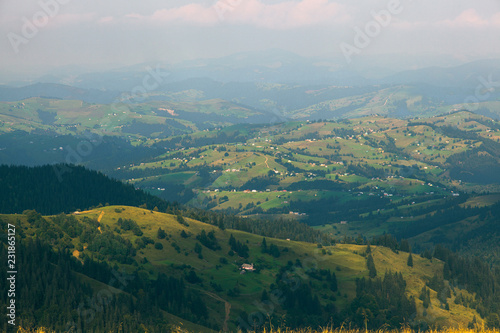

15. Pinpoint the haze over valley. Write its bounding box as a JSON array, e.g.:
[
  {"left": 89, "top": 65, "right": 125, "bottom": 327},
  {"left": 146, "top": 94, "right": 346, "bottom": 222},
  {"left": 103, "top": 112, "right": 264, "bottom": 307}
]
[{"left": 1, "top": 1, "right": 500, "bottom": 332}]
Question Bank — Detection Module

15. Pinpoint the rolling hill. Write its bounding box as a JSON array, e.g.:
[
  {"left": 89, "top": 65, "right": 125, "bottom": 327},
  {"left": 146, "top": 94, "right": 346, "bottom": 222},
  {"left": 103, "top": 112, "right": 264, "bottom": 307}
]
[
  {"left": 0, "top": 205, "right": 491, "bottom": 331},
  {"left": 1, "top": 162, "right": 499, "bottom": 331},
  {"left": 92, "top": 112, "right": 500, "bottom": 267}
]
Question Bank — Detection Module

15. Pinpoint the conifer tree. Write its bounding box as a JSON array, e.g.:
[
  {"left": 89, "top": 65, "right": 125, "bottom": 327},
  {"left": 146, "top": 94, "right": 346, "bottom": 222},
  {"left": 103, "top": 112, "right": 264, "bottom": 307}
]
[
  {"left": 407, "top": 252, "right": 414, "bottom": 267},
  {"left": 157, "top": 227, "right": 166, "bottom": 239},
  {"left": 367, "top": 254, "right": 377, "bottom": 278},
  {"left": 261, "top": 237, "right": 268, "bottom": 253}
]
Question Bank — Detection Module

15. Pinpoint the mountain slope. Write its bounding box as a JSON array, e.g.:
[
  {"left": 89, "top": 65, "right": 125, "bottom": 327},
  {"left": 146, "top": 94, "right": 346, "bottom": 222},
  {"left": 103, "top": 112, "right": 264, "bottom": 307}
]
[
  {"left": 1, "top": 205, "right": 487, "bottom": 331},
  {"left": 0, "top": 83, "right": 119, "bottom": 104},
  {"left": 0, "top": 164, "right": 173, "bottom": 215}
]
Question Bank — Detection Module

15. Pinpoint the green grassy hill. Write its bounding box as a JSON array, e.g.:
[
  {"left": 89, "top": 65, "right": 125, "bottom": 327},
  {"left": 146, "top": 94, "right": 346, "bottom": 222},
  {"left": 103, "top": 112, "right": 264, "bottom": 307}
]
[
  {"left": 102, "top": 113, "right": 500, "bottom": 262},
  {"left": 0, "top": 97, "right": 260, "bottom": 140},
  {"left": 2, "top": 206, "right": 486, "bottom": 331}
]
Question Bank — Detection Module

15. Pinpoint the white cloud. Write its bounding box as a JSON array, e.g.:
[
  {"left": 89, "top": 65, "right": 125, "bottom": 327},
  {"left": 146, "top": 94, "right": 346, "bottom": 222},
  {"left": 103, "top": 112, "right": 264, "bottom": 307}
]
[
  {"left": 442, "top": 9, "right": 490, "bottom": 27},
  {"left": 121, "top": 0, "right": 349, "bottom": 29},
  {"left": 99, "top": 16, "right": 114, "bottom": 24},
  {"left": 391, "top": 8, "right": 500, "bottom": 30},
  {"left": 1, "top": 0, "right": 499, "bottom": 73},
  {"left": 49, "top": 13, "right": 96, "bottom": 27}
]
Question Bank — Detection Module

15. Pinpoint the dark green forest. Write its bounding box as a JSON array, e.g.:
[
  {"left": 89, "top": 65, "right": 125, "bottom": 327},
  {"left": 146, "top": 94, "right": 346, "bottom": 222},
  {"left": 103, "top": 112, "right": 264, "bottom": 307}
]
[
  {"left": 0, "top": 164, "right": 171, "bottom": 215},
  {"left": 0, "top": 164, "right": 327, "bottom": 244},
  {"left": 0, "top": 225, "right": 212, "bottom": 332}
]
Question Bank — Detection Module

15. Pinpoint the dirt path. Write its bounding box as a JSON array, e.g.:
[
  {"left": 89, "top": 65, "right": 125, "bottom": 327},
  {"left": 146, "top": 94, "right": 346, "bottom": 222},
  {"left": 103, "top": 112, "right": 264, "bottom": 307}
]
[
  {"left": 73, "top": 210, "right": 104, "bottom": 258},
  {"left": 264, "top": 155, "right": 270, "bottom": 169},
  {"left": 383, "top": 86, "right": 401, "bottom": 106},
  {"left": 203, "top": 291, "right": 231, "bottom": 331},
  {"left": 97, "top": 211, "right": 105, "bottom": 222},
  {"left": 97, "top": 211, "right": 104, "bottom": 233}
]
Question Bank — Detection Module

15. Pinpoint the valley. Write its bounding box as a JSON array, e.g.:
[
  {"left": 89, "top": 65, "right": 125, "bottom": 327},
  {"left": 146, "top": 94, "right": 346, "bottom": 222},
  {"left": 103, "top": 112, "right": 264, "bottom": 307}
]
[
  {"left": 101, "top": 112, "right": 500, "bottom": 262},
  {"left": 3, "top": 0, "right": 500, "bottom": 329},
  {"left": 1, "top": 58, "right": 500, "bottom": 332}
]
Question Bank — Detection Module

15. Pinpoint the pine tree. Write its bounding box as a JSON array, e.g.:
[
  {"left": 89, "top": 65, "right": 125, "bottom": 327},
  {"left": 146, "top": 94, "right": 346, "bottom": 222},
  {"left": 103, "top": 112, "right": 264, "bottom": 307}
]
[
  {"left": 400, "top": 239, "right": 410, "bottom": 252},
  {"left": 218, "top": 219, "right": 225, "bottom": 230},
  {"left": 194, "top": 243, "right": 202, "bottom": 255},
  {"left": 367, "top": 254, "right": 377, "bottom": 278},
  {"left": 407, "top": 253, "right": 414, "bottom": 267},
  {"left": 468, "top": 315, "right": 478, "bottom": 329},
  {"left": 176, "top": 214, "right": 187, "bottom": 226},
  {"left": 420, "top": 286, "right": 431, "bottom": 308},
  {"left": 261, "top": 237, "right": 268, "bottom": 253},
  {"left": 261, "top": 289, "right": 269, "bottom": 302},
  {"left": 330, "top": 271, "right": 338, "bottom": 291},
  {"left": 157, "top": 228, "right": 166, "bottom": 239}
]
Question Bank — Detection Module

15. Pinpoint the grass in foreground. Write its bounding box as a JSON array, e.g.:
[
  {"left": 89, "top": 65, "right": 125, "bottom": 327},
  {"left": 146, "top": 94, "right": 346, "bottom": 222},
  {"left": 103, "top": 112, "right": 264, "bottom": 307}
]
[
  {"left": 250, "top": 328, "right": 500, "bottom": 333},
  {"left": 16, "top": 327, "right": 500, "bottom": 333}
]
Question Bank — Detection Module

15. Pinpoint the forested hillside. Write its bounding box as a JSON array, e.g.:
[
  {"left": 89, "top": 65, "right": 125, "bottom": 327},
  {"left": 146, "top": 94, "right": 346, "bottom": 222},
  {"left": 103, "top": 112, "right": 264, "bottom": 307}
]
[
  {"left": 0, "top": 164, "right": 327, "bottom": 244},
  {"left": 0, "top": 164, "right": 171, "bottom": 215},
  {"left": 0, "top": 221, "right": 213, "bottom": 332},
  {"left": 2, "top": 205, "right": 499, "bottom": 332}
]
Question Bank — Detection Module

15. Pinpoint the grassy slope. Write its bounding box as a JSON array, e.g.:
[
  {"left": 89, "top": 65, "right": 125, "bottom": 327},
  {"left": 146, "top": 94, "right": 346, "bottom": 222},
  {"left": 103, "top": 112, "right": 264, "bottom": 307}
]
[
  {"left": 1, "top": 211, "right": 215, "bottom": 332},
  {"left": 91, "top": 206, "right": 488, "bottom": 329},
  {"left": 7, "top": 205, "right": 483, "bottom": 331},
  {"left": 126, "top": 113, "right": 496, "bottom": 219},
  {"left": 119, "top": 114, "right": 500, "bottom": 257},
  {"left": 0, "top": 97, "right": 258, "bottom": 138}
]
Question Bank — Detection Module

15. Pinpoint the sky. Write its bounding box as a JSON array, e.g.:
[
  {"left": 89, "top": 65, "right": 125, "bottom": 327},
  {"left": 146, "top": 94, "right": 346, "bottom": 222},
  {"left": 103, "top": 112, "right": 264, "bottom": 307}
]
[{"left": 1, "top": 0, "right": 500, "bottom": 77}]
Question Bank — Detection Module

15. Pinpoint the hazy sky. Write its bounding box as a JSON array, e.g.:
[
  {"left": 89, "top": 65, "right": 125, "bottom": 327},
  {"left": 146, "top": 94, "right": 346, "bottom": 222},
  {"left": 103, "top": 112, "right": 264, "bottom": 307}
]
[{"left": 1, "top": 0, "right": 500, "bottom": 76}]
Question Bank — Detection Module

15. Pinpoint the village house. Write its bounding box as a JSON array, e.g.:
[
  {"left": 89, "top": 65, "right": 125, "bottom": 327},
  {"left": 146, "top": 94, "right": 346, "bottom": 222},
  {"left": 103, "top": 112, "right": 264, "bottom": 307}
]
[{"left": 241, "top": 263, "right": 255, "bottom": 272}]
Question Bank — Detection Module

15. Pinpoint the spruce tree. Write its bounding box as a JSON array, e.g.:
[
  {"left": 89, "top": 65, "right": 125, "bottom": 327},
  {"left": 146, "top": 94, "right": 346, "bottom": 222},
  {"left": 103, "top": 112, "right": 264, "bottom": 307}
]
[
  {"left": 157, "top": 228, "right": 166, "bottom": 239},
  {"left": 367, "top": 254, "right": 377, "bottom": 278},
  {"left": 261, "top": 237, "right": 268, "bottom": 253},
  {"left": 407, "top": 253, "right": 414, "bottom": 267},
  {"left": 261, "top": 289, "right": 269, "bottom": 302}
]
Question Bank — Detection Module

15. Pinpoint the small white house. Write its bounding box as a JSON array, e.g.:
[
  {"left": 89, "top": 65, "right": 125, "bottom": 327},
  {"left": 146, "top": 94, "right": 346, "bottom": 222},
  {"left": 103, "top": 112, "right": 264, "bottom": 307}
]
[{"left": 241, "top": 263, "right": 255, "bottom": 272}]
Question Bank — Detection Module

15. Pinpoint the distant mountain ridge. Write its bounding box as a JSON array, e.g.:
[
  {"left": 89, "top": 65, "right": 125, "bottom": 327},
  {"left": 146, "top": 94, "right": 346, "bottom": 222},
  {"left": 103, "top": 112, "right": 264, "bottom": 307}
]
[
  {"left": 382, "top": 59, "right": 500, "bottom": 87},
  {"left": 0, "top": 54, "right": 499, "bottom": 122},
  {"left": 0, "top": 82, "right": 120, "bottom": 104},
  {"left": 4, "top": 51, "right": 500, "bottom": 90}
]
